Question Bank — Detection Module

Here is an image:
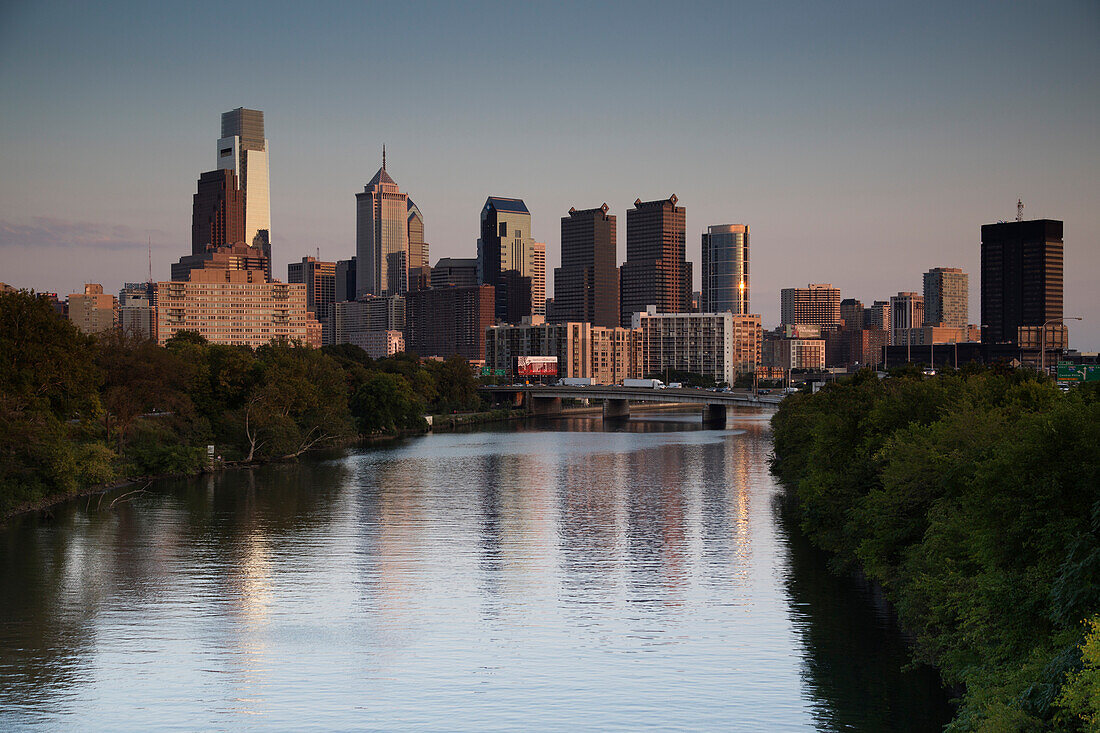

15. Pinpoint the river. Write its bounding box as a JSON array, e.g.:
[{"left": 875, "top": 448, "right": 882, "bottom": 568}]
[{"left": 0, "top": 410, "right": 952, "bottom": 731}]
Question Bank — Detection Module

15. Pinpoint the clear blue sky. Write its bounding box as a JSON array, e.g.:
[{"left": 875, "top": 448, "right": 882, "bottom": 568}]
[{"left": 2, "top": 1, "right": 1097, "bottom": 346}]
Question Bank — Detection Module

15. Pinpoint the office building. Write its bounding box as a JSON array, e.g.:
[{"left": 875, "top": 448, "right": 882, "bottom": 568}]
[
  {"left": 156, "top": 269, "right": 320, "bottom": 348},
  {"left": 356, "top": 153, "right": 409, "bottom": 298},
  {"left": 781, "top": 284, "right": 841, "bottom": 327},
  {"left": 864, "top": 300, "right": 891, "bottom": 342},
  {"left": 485, "top": 320, "right": 642, "bottom": 384},
  {"left": 191, "top": 168, "right": 244, "bottom": 255},
  {"left": 981, "top": 219, "right": 1065, "bottom": 347},
  {"left": 335, "top": 257, "right": 356, "bottom": 303},
  {"left": 632, "top": 307, "right": 761, "bottom": 385},
  {"left": 840, "top": 298, "right": 864, "bottom": 330},
  {"left": 67, "top": 284, "right": 117, "bottom": 334},
  {"left": 406, "top": 199, "right": 431, "bottom": 291},
  {"left": 620, "top": 195, "right": 691, "bottom": 327},
  {"left": 477, "top": 196, "right": 543, "bottom": 322},
  {"left": 217, "top": 108, "right": 271, "bottom": 276},
  {"left": 172, "top": 243, "right": 269, "bottom": 282},
  {"left": 553, "top": 204, "right": 619, "bottom": 328},
  {"left": 118, "top": 282, "right": 156, "bottom": 340},
  {"left": 288, "top": 257, "right": 337, "bottom": 320},
  {"left": 890, "top": 292, "right": 925, "bottom": 345},
  {"left": 404, "top": 285, "right": 495, "bottom": 361},
  {"left": 431, "top": 258, "right": 479, "bottom": 288},
  {"left": 701, "top": 224, "right": 749, "bottom": 314},
  {"left": 923, "top": 267, "right": 968, "bottom": 328}
]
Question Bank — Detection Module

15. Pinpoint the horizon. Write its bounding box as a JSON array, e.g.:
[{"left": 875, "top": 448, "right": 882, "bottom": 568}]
[{"left": 1, "top": 1, "right": 1097, "bottom": 347}]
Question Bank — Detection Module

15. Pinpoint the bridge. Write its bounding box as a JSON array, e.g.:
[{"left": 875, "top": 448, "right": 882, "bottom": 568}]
[{"left": 479, "top": 385, "right": 783, "bottom": 427}]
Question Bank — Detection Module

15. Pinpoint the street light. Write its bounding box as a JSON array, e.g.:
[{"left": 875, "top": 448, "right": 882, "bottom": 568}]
[{"left": 1040, "top": 317, "right": 1082, "bottom": 376}]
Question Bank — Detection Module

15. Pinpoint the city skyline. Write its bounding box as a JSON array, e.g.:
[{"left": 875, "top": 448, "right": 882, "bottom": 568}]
[{"left": 1, "top": 1, "right": 1097, "bottom": 345}]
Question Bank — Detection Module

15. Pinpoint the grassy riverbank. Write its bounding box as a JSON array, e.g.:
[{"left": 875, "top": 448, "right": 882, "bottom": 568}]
[
  {"left": 770, "top": 366, "right": 1100, "bottom": 731},
  {"left": 0, "top": 290, "right": 489, "bottom": 520}
]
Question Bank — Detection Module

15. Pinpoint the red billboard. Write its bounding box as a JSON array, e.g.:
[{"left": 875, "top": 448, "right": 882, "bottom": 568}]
[{"left": 515, "top": 356, "right": 558, "bottom": 376}]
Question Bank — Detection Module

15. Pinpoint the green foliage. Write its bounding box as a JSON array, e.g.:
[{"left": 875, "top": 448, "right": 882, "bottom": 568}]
[
  {"left": 350, "top": 372, "right": 426, "bottom": 434},
  {"left": 771, "top": 367, "right": 1100, "bottom": 730},
  {"left": 1055, "top": 617, "right": 1100, "bottom": 731}
]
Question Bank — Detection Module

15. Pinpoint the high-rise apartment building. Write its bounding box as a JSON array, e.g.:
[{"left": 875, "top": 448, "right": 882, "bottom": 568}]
[
  {"left": 157, "top": 270, "right": 320, "bottom": 348},
  {"left": 67, "top": 284, "right": 117, "bottom": 334},
  {"left": 864, "top": 300, "right": 891, "bottom": 341},
  {"left": 923, "top": 267, "right": 968, "bottom": 328},
  {"left": 431, "top": 258, "right": 479, "bottom": 288},
  {"left": 172, "top": 243, "right": 269, "bottom": 282},
  {"left": 553, "top": 204, "right": 619, "bottom": 328},
  {"left": 701, "top": 224, "right": 749, "bottom": 314},
  {"left": 476, "top": 197, "right": 543, "bottom": 322},
  {"left": 485, "top": 321, "right": 641, "bottom": 384},
  {"left": 890, "top": 292, "right": 925, "bottom": 345},
  {"left": 620, "top": 195, "right": 691, "bottom": 327},
  {"left": 404, "top": 285, "right": 495, "bottom": 361},
  {"left": 632, "top": 307, "right": 761, "bottom": 385},
  {"left": 356, "top": 156, "right": 409, "bottom": 298},
  {"left": 288, "top": 257, "right": 337, "bottom": 320},
  {"left": 328, "top": 296, "right": 405, "bottom": 347},
  {"left": 217, "top": 108, "right": 271, "bottom": 276},
  {"left": 980, "top": 220, "right": 1064, "bottom": 346},
  {"left": 840, "top": 298, "right": 864, "bottom": 329},
  {"left": 192, "top": 169, "right": 244, "bottom": 255},
  {"left": 780, "top": 284, "right": 841, "bottom": 327}
]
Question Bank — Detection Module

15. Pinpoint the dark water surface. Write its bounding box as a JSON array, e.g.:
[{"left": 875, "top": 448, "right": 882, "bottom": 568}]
[{"left": 0, "top": 411, "right": 952, "bottom": 731}]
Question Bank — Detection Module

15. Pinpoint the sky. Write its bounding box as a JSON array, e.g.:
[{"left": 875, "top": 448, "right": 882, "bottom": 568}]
[{"left": 1, "top": 0, "right": 1098, "bottom": 346}]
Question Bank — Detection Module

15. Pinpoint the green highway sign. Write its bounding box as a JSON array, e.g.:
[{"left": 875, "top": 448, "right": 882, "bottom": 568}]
[{"left": 1057, "top": 363, "right": 1100, "bottom": 382}]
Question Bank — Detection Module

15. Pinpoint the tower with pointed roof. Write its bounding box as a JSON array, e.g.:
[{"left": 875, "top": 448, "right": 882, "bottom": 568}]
[{"left": 356, "top": 151, "right": 409, "bottom": 298}]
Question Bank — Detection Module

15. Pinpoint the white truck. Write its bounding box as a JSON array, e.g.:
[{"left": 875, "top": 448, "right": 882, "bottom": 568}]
[
  {"left": 623, "top": 378, "right": 665, "bottom": 389},
  {"left": 558, "top": 377, "right": 594, "bottom": 386}
]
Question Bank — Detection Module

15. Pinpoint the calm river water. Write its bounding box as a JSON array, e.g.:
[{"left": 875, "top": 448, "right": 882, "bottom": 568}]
[{"left": 0, "top": 410, "right": 952, "bottom": 731}]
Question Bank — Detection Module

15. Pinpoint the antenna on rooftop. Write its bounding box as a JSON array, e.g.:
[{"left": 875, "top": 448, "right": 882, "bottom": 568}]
[
  {"left": 1016, "top": 198, "right": 1024, "bottom": 222},
  {"left": 148, "top": 235, "right": 152, "bottom": 282}
]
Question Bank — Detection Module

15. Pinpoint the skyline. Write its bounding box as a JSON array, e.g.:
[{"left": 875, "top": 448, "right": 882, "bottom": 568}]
[{"left": 1, "top": 1, "right": 1097, "bottom": 345}]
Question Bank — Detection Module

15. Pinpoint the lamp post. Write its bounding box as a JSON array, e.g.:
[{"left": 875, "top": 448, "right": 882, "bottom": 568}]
[{"left": 1040, "top": 317, "right": 1082, "bottom": 376}]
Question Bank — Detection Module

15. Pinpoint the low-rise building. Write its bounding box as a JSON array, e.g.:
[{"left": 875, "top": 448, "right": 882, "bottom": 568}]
[
  {"left": 632, "top": 307, "right": 761, "bottom": 385},
  {"left": 156, "top": 269, "right": 320, "bottom": 348}
]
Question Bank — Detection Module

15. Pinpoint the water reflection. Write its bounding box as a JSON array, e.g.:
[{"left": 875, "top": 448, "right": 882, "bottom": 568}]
[{"left": 0, "top": 411, "right": 950, "bottom": 731}]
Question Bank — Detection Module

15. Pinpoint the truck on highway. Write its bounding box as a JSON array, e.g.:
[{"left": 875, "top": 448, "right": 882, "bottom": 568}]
[
  {"left": 623, "top": 378, "right": 665, "bottom": 389},
  {"left": 558, "top": 377, "right": 594, "bottom": 387}
]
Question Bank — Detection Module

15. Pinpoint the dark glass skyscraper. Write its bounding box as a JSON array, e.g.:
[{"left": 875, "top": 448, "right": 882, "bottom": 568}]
[
  {"left": 191, "top": 168, "right": 244, "bottom": 255},
  {"left": 980, "top": 219, "right": 1063, "bottom": 345},
  {"left": 553, "top": 204, "right": 619, "bottom": 327},
  {"left": 619, "top": 195, "right": 691, "bottom": 327},
  {"left": 477, "top": 196, "right": 540, "bottom": 323},
  {"left": 701, "top": 224, "right": 748, "bottom": 314}
]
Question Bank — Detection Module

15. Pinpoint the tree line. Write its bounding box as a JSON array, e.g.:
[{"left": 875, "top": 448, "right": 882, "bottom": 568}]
[
  {"left": 770, "top": 365, "right": 1100, "bottom": 731},
  {"left": 0, "top": 290, "right": 486, "bottom": 517}
]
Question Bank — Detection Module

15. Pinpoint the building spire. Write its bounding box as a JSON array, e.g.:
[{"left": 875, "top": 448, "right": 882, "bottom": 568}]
[{"left": 382, "top": 144, "right": 386, "bottom": 170}]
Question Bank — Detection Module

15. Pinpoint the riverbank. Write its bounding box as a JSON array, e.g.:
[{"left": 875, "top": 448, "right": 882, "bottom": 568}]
[{"left": 769, "top": 368, "right": 1100, "bottom": 730}]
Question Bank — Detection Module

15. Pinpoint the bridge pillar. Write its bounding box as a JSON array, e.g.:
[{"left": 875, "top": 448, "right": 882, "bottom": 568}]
[
  {"left": 702, "top": 403, "right": 727, "bottom": 427},
  {"left": 603, "top": 398, "right": 630, "bottom": 420},
  {"left": 530, "top": 395, "right": 563, "bottom": 416}
]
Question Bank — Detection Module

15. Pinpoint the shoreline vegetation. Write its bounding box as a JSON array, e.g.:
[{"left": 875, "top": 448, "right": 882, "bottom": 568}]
[
  {"left": 0, "top": 289, "right": 509, "bottom": 522},
  {"left": 770, "top": 365, "right": 1100, "bottom": 731}
]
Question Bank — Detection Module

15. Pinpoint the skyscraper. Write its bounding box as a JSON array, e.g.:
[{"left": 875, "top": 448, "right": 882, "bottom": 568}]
[
  {"left": 923, "top": 267, "right": 968, "bottom": 328},
  {"left": 288, "top": 256, "right": 337, "bottom": 321},
  {"left": 890, "top": 292, "right": 925, "bottom": 345},
  {"left": 553, "top": 204, "right": 619, "bottom": 328},
  {"left": 356, "top": 152, "right": 409, "bottom": 298},
  {"left": 780, "top": 284, "right": 841, "bottom": 327},
  {"left": 619, "top": 195, "right": 691, "bottom": 327},
  {"left": 701, "top": 224, "right": 749, "bottom": 314},
  {"left": 407, "top": 199, "right": 431, "bottom": 290},
  {"left": 477, "top": 196, "right": 542, "bottom": 322},
  {"left": 980, "top": 219, "right": 1064, "bottom": 346},
  {"left": 218, "top": 108, "right": 271, "bottom": 276},
  {"left": 192, "top": 168, "right": 244, "bottom": 255}
]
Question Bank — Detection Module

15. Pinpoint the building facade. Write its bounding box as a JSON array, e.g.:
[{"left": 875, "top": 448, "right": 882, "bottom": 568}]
[
  {"left": 156, "top": 269, "right": 320, "bottom": 348},
  {"left": 476, "top": 197, "right": 543, "bottom": 322},
  {"left": 762, "top": 338, "right": 826, "bottom": 371},
  {"left": 485, "top": 320, "right": 642, "bottom": 384},
  {"left": 217, "top": 108, "right": 271, "bottom": 275},
  {"left": 620, "top": 195, "right": 691, "bottom": 327},
  {"left": 404, "top": 285, "right": 495, "bottom": 361},
  {"left": 980, "top": 219, "right": 1064, "bottom": 346},
  {"left": 780, "top": 284, "right": 841, "bottom": 327},
  {"left": 701, "top": 224, "right": 749, "bottom": 315},
  {"left": 890, "top": 292, "right": 925, "bottom": 345},
  {"left": 67, "top": 284, "right": 117, "bottom": 334},
  {"left": 553, "top": 205, "right": 619, "bottom": 328},
  {"left": 356, "top": 156, "right": 409, "bottom": 298},
  {"left": 191, "top": 168, "right": 244, "bottom": 255},
  {"left": 172, "top": 243, "right": 269, "bottom": 282},
  {"left": 431, "top": 258, "right": 479, "bottom": 288},
  {"left": 923, "top": 267, "right": 968, "bottom": 328},
  {"left": 632, "top": 307, "right": 761, "bottom": 385},
  {"left": 288, "top": 256, "right": 337, "bottom": 320},
  {"left": 335, "top": 257, "right": 356, "bottom": 303}
]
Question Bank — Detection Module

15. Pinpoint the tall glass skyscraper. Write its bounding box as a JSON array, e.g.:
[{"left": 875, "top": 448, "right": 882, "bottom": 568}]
[
  {"left": 477, "top": 197, "right": 543, "bottom": 322},
  {"left": 701, "top": 224, "right": 749, "bottom": 314},
  {"left": 217, "top": 108, "right": 270, "bottom": 277},
  {"left": 356, "top": 154, "right": 409, "bottom": 298}
]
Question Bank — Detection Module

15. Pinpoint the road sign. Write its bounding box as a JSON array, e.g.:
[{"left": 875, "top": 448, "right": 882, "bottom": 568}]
[{"left": 1057, "top": 363, "right": 1100, "bottom": 382}]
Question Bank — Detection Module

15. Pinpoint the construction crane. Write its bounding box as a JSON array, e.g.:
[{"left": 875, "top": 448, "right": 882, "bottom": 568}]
[{"left": 1017, "top": 199, "right": 1024, "bottom": 222}]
